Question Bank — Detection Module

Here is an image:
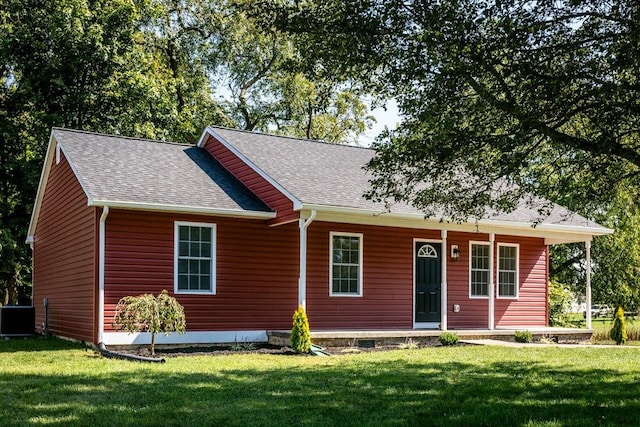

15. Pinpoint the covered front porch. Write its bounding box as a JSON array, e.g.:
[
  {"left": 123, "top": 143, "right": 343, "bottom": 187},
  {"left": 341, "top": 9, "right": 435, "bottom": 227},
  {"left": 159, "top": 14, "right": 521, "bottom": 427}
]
[{"left": 267, "top": 327, "right": 594, "bottom": 347}]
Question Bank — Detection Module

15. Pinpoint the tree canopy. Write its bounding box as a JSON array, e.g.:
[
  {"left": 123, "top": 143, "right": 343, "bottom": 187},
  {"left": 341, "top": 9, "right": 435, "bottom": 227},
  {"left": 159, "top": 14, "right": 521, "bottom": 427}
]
[
  {"left": 0, "top": 0, "right": 373, "bottom": 303},
  {"left": 249, "top": 0, "right": 640, "bottom": 307},
  {"left": 252, "top": 0, "right": 639, "bottom": 220}
]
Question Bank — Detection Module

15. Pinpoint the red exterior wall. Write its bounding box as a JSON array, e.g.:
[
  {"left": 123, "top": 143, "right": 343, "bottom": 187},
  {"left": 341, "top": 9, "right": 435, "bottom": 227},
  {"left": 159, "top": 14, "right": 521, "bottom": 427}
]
[
  {"left": 202, "top": 136, "right": 298, "bottom": 225},
  {"left": 32, "top": 150, "right": 97, "bottom": 342},
  {"left": 101, "top": 211, "right": 547, "bottom": 334},
  {"left": 447, "top": 234, "right": 548, "bottom": 329},
  {"left": 306, "top": 222, "right": 440, "bottom": 329},
  {"left": 494, "top": 236, "right": 548, "bottom": 327},
  {"left": 305, "top": 224, "right": 548, "bottom": 330},
  {"left": 103, "top": 210, "right": 299, "bottom": 332}
]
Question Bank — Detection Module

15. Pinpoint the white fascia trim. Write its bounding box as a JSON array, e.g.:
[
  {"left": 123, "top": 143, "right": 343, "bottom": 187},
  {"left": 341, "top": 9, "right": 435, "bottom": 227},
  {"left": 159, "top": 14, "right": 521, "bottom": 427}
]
[
  {"left": 198, "top": 127, "right": 303, "bottom": 210},
  {"left": 90, "top": 199, "right": 275, "bottom": 219},
  {"left": 26, "top": 134, "right": 56, "bottom": 243},
  {"left": 300, "top": 204, "right": 612, "bottom": 241},
  {"left": 102, "top": 330, "right": 268, "bottom": 345},
  {"left": 26, "top": 133, "right": 94, "bottom": 243}
]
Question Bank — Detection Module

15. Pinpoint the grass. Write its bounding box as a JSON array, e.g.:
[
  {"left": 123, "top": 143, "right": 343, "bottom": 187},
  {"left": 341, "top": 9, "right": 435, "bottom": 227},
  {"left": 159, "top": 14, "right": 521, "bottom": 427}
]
[{"left": 2, "top": 337, "right": 640, "bottom": 426}]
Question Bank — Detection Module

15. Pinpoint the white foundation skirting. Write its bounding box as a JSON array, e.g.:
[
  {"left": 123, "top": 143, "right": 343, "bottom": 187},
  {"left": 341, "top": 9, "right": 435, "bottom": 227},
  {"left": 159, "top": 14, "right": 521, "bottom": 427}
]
[{"left": 102, "top": 330, "right": 268, "bottom": 345}]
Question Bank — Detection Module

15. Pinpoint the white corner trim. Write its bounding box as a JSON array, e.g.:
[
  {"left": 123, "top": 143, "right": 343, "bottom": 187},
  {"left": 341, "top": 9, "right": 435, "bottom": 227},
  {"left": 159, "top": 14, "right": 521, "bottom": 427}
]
[
  {"left": 102, "top": 330, "right": 268, "bottom": 345},
  {"left": 27, "top": 132, "right": 94, "bottom": 243},
  {"left": 199, "top": 127, "right": 303, "bottom": 210},
  {"left": 98, "top": 206, "right": 109, "bottom": 344}
]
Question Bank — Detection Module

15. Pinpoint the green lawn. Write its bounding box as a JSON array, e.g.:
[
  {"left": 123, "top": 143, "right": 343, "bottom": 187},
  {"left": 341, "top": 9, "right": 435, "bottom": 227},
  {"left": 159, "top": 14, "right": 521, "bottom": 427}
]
[{"left": 2, "top": 338, "right": 640, "bottom": 426}]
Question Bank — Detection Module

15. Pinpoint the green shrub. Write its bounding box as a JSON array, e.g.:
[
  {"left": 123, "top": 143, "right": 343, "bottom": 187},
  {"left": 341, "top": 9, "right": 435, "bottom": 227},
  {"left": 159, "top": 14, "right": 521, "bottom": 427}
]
[
  {"left": 439, "top": 332, "right": 459, "bottom": 346},
  {"left": 113, "top": 290, "right": 186, "bottom": 355},
  {"left": 514, "top": 330, "right": 532, "bottom": 343},
  {"left": 610, "top": 306, "right": 628, "bottom": 345},
  {"left": 548, "top": 280, "right": 580, "bottom": 327},
  {"left": 290, "top": 305, "right": 311, "bottom": 353}
]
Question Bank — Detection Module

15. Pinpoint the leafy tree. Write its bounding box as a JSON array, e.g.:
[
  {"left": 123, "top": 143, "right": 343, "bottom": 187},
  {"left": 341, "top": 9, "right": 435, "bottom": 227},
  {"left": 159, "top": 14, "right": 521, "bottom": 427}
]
[
  {"left": 0, "top": 0, "right": 149, "bottom": 304},
  {"left": 113, "top": 290, "right": 186, "bottom": 355},
  {"left": 549, "top": 190, "right": 640, "bottom": 310},
  {"left": 254, "top": 0, "right": 640, "bottom": 219},
  {"left": 213, "top": 2, "right": 374, "bottom": 143},
  {"left": 0, "top": 0, "right": 374, "bottom": 306}
]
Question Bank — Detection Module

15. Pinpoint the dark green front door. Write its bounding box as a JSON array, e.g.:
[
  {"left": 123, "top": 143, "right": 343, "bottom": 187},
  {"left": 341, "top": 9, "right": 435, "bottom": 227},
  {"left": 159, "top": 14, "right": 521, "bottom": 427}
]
[{"left": 415, "top": 242, "right": 441, "bottom": 323}]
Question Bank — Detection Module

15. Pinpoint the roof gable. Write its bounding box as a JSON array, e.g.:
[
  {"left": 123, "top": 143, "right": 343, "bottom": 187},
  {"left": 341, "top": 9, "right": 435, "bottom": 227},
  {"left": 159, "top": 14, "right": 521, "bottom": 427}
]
[
  {"left": 28, "top": 128, "right": 274, "bottom": 241},
  {"left": 199, "top": 126, "right": 611, "bottom": 241}
]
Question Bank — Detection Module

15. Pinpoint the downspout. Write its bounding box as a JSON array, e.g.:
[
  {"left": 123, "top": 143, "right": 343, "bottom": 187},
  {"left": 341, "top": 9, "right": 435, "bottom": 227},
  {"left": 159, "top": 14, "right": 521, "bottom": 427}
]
[
  {"left": 488, "top": 233, "right": 495, "bottom": 330},
  {"left": 298, "top": 210, "right": 317, "bottom": 310},
  {"left": 441, "top": 230, "right": 448, "bottom": 331},
  {"left": 585, "top": 240, "right": 592, "bottom": 329},
  {"left": 98, "top": 206, "right": 109, "bottom": 345}
]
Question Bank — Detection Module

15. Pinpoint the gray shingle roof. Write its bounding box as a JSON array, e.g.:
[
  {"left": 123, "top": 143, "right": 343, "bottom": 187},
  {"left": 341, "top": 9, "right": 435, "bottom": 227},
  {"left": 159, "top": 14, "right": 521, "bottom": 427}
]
[
  {"left": 53, "top": 128, "right": 271, "bottom": 214},
  {"left": 208, "top": 126, "right": 609, "bottom": 232}
]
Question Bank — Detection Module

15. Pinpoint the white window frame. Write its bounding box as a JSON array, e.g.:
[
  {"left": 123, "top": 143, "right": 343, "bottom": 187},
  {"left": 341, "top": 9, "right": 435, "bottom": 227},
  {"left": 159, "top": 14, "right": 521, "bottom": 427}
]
[
  {"left": 497, "top": 243, "right": 519, "bottom": 299},
  {"left": 174, "top": 221, "right": 216, "bottom": 295},
  {"left": 329, "top": 231, "right": 363, "bottom": 297},
  {"left": 469, "top": 241, "right": 491, "bottom": 299}
]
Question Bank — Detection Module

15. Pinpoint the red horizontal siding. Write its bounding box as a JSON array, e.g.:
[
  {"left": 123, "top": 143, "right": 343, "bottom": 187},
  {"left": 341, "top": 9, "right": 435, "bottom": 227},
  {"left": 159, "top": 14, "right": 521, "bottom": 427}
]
[
  {"left": 203, "top": 136, "right": 298, "bottom": 224},
  {"left": 103, "top": 211, "right": 549, "bottom": 333},
  {"left": 447, "top": 234, "right": 547, "bottom": 329},
  {"left": 495, "top": 236, "right": 547, "bottom": 327},
  {"left": 32, "top": 150, "right": 96, "bottom": 343},
  {"left": 306, "top": 222, "right": 440, "bottom": 329},
  {"left": 103, "top": 210, "right": 299, "bottom": 332},
  {"left": 447, "top": 232, "right": 490, "bottom": 328}
]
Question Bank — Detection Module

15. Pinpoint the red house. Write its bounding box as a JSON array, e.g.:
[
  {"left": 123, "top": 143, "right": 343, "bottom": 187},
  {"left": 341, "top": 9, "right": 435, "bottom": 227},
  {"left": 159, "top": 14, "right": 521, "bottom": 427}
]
[{"left": 27, "top": 127, "right": 611, "bottom": 345}]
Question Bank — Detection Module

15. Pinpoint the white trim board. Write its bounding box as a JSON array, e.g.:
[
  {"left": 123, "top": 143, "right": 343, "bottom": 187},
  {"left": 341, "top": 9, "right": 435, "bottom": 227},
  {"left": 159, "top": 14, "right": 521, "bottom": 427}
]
[{"left": 102, "top": 330, "right": 268, "bottom": 345}]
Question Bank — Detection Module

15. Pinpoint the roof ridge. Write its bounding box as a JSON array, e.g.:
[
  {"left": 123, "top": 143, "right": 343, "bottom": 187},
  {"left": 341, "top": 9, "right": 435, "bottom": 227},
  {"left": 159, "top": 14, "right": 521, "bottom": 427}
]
[
  {"left": 52, "top": 127, "right": 193, "bottom": 147},
  {"left": 208, "top": 125, "right": 374, "bottom": 152}
]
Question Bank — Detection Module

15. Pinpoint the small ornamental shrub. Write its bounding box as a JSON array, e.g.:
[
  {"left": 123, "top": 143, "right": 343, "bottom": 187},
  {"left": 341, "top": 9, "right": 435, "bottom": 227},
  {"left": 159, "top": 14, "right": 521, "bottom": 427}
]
[
  {"left": 439, "top": 332, "right": 459, "bottom": 346},
  {"left": 291, "top": 305, "right": 311, "bottom": 353},
  {"left": 113, "top": 290, "right": 186, "bottom": 355},
  {"left": 515, "top": 330, "right": 532, "bottom": 343},
  {"left": 398, "top": 338, "right": 419, "bottom": 350},
  {"left": 610, "top": 306, "right": 628, "bottom": 345}
]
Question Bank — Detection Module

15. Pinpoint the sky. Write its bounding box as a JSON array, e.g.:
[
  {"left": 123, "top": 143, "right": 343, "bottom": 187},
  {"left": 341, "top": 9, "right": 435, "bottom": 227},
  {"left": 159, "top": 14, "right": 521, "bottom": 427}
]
[{"left": 359, "top": 99, "right": 401, "bottom": 146}]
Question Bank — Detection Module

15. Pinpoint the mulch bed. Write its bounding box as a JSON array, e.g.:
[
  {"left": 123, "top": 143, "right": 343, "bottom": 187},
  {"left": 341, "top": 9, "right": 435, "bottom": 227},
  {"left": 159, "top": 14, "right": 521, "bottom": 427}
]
[{"left": 114, "top": 341, "right": 453, "bottom": 359}]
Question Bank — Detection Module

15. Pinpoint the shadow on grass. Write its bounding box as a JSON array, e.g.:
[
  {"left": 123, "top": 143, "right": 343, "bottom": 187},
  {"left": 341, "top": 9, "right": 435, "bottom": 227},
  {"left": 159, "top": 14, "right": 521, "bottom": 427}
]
[
  {"left": 1, "top": 339, "right": 640, "bottom": 426},
  {"left": 0, "top": 335, "right": 88, "bottom": 353}
]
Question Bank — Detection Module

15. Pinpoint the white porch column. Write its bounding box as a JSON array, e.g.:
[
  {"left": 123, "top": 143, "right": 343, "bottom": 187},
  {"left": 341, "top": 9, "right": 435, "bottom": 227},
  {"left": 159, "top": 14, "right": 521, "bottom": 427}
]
[
  {"left": 488, "top": 233, "right": 495, "bottom": 330},
  {"left": 441, "top": 230, "right": 448, "bottom": 331},
  {"left": 298, "top": 211, "right": 316, "bottom": 309},
  {"left": 586, "top": 240, "right": 592, "bottom": 329},
  {"left": 98, "top": 206, "right": 109, "bottom": 344}
]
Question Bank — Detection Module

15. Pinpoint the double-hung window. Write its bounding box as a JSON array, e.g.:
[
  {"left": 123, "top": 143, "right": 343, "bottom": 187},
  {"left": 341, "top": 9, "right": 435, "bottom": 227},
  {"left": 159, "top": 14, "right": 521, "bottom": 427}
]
[
  {"left": 330, "top": 232, "right": 363, "bottom": 296},
  {"left": 497, "top": 244, "right": 518, "bottom": 298},
  {"left": 175, "top": 222, "right": 216, "bottom": 294},
  {"left": 469, "top": 242, "right": 490, "bottom": 298}
]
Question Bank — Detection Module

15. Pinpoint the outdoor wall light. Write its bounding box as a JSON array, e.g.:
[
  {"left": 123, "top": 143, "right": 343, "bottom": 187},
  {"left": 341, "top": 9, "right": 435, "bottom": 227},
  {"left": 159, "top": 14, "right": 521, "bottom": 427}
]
[{"left": 451, "top": 245, "right": 460, "bottom": 260}]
